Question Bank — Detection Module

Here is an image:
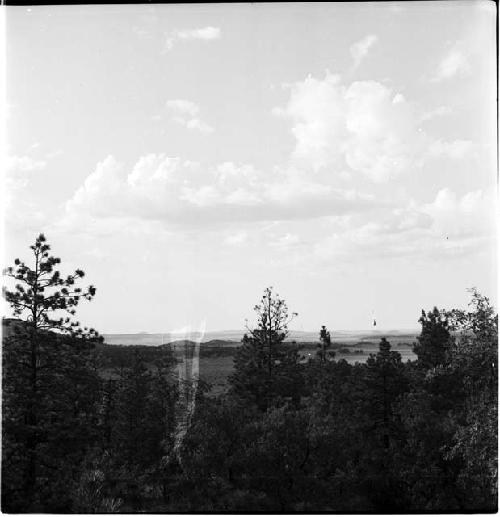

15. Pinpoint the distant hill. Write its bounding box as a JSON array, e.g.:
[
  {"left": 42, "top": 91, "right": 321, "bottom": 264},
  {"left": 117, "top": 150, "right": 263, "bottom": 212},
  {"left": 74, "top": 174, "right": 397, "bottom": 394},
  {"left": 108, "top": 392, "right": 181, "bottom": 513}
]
[
  {"left": 103, "top": 328, "right": 419, "bottom": 347},
  {"left": 4, "top": 318, "right": 418, "bottom": 348}
]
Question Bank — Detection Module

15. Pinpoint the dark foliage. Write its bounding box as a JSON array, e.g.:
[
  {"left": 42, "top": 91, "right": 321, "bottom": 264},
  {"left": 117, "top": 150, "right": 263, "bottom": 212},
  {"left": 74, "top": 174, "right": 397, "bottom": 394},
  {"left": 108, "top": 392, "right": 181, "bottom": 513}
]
[
  {"left": 2, "top": 241, "right": 497, "bottom": 512},
  {"left": 228, "top": 287, "right": 304, "bottom": 411}
]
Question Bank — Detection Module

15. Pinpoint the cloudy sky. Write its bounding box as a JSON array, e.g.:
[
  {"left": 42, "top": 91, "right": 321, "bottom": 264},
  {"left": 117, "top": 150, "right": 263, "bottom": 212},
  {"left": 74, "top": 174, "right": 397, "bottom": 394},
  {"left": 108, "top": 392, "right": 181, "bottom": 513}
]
[{"left": 4, "top": 2, "right": 497, "bottom": 333}]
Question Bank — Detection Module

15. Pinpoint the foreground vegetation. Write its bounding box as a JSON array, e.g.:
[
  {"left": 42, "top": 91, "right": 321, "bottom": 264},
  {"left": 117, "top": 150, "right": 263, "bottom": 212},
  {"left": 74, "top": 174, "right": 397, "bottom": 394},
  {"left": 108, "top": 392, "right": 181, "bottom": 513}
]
[{"left": 2, "top": 235, "right": 497, "bottom": 512}]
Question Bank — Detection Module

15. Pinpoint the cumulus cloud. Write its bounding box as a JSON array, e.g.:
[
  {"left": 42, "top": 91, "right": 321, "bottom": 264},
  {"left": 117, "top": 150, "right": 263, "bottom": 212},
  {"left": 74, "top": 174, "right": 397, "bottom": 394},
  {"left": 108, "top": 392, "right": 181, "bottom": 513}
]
[
  {"left": 422, "top": 188, "right": 495, "bottom": 239},
  {"left": 431, "top": 45, "right": 471, "bottom": 82},
  {"left": 163, "top": 26, "right": 221, "bottom": 52},
  {"left": 309, "top": 187, "right": 496, "bottom": 265},
  {"left": 64, "top": 154, "right": 381, "bottom": 227},
  {"left": 276, "top": 72, "right": 423, "bottom": 181},
  {"left": 274, "top": 71, "right": 477, "bottom": 182},
  {"left": 60, "top": 152, "right": 495, "bottom": 269},
  {"left": 350, "top": 34, "right": 378, "bottom": 69},
  {"left": 353, "top": 188, "right": 494, "bottom": 242},
  {"left": 166, "top": 99, "right": 214, "bottom": 133},
  {"left": 274, "top": 186, "right": 495, "bottom": 268}
]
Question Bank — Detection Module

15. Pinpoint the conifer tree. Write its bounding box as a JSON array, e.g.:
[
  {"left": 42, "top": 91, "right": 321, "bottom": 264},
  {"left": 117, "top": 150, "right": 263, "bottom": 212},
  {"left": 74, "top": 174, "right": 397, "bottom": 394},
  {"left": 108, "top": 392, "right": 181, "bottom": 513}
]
[
  {"left": 364, "top": 338, "right": 408, "bottom": 450},
  {"left": 413, "top": 307, "right": 451, "bottom": 369},
  {"left": 317, "top": 325, "right": 334, "bottom": 363},
  {"left": 2, "top": 234, "right": 101, "bottom": 511},
  {"left": 229, "top": 287, "right": 302, "bottom": 411}
]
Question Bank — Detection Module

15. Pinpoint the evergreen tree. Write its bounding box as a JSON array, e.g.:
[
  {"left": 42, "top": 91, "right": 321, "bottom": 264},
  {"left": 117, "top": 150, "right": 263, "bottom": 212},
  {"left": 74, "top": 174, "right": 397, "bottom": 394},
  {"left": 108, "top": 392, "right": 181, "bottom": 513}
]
[
  {"left": 229, "top": 287, "right": 302, "bottom": 411},
  {"left": 357, "top": 338, "right": 410, "bottom": 511},
  {"left": 364, "top": 338, "right": 407, "bottom": 447},
  {"left": 96, "top": 347, "right": 178, "bottom": 511},
  {"left": 2, "top": 234, "right": 101, "bottom": 512},
  {"left": 317, "top": 325, "right": 334, "bottom": 363},
  {"left": 414, "top": 307, "right": 451, "bottom": 369}
]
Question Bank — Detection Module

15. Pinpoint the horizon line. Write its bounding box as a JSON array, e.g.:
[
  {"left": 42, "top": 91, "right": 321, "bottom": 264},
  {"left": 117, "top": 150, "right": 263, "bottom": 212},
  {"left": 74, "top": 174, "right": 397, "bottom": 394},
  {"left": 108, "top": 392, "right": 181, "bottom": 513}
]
[{"left": 102, "top": 327, "right": 421, "bottom": 336}]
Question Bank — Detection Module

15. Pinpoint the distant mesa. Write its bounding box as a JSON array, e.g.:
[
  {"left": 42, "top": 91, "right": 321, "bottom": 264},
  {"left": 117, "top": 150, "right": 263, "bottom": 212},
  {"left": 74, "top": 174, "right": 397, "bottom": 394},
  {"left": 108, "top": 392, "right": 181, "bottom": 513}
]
[{"left": 102, "top": 328, "right": 419, "bottom": 346}]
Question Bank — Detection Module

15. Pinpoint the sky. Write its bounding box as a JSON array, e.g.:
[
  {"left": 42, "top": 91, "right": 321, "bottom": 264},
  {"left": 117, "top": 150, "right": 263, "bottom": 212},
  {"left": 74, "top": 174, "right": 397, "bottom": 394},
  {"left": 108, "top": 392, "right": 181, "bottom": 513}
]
[{"left": 3, "top": 1, "right": 497, "bottom": 334}]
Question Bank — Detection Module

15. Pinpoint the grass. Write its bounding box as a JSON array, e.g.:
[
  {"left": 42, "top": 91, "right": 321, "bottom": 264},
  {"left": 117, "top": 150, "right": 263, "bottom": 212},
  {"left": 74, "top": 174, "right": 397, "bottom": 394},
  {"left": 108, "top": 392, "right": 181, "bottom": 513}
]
[
  {"left": 96, "top": 334, "right": 418, "bottom": 396},
  {"left": 198, "top": 339, "right": 417, "bottom": 396}
]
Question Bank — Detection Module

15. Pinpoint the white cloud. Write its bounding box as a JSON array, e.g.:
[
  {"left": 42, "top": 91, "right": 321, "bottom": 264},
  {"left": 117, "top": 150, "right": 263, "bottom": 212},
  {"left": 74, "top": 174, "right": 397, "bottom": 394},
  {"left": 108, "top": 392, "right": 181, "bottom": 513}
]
[
  {"left": 163, "top": 26, "right": 221, "bottom": 53},
  {"left": 423, "top": 187, "right": 495, "bottom": 239},
  {"left": 431, "top": 46, "right": 471, "bottom": 82},
  {"left": 350, "top": 34, "right": 378, "bottom": 69},
  {"left": 308, "top": 187, "right": 496, "bottom": 265},
  {"left": 58, "top": 152, "right": 495, "bottom": 272},
  {"left": 275, "top": 71, "right": 478, "bottom": 182},
  {"left": 63, "top": 154, "right": 381, "bottom": 228},
  {"left": 67, "top": 156, "right": 126, "bottom": 218},
  {"left": 166, "top": 99, "right": 214, "bottom": 133},
  {"left": 276, "top": 72, "right": 422, "bottom": 181}
]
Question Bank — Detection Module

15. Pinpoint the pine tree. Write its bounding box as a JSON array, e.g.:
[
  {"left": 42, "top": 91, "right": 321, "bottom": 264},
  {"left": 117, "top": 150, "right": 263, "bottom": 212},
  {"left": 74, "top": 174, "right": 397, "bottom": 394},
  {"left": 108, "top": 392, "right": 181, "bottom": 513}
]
[
  {"left": 2, "top": 234, "right": 101, "bottom": 511},
  {"left": 364, "top": 338, "right": 407, "bottom": 449},
  {"left": 359, "top": 338, "right": 410, "bottom": 511},
  {"left": 148, "top": 350, "right": 178, "bottom": 503},
  {"left": 413, "top": 307, "right": 452, "bottom": 369},
  {"left": 317, "top": 325, "right": 334, "bottom": 363},
  {"left": 229, "top": 287, "right": 302, "bottom": 411}
]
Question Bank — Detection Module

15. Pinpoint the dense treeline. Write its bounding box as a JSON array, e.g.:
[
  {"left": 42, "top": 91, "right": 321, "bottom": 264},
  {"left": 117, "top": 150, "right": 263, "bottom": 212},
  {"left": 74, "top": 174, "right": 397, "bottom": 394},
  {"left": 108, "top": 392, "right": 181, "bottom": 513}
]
[
  {"left": 174, "top": 287, "right": 497, "bottom": 512},
  {"left": 2, "top": 235, "right": 498, "bottom": 512},
  {"left": 2, "top": 322, "right": 180, "bottom": 512}
]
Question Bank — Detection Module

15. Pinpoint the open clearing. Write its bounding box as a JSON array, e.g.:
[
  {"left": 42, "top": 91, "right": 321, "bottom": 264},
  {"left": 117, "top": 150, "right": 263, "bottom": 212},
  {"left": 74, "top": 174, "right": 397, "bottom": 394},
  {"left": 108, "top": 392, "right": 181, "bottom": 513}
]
[{"left": 100, "top": 330, "right": 418, "bottom": 396}]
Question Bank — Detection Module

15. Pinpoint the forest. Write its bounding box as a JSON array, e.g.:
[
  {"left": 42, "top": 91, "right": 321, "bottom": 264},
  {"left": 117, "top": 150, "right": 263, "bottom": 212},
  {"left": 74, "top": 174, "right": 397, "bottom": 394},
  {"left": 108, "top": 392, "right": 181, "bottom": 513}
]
[{"left": 2, "top": 234, "right": 498, "bottom": 513}]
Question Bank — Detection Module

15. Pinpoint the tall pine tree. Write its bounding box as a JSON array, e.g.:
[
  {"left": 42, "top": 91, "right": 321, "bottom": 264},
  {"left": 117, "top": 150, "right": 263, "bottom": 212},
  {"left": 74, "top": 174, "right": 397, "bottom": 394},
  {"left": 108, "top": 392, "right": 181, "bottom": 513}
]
[
  {"left": 229, "top": 287, "right": 303, "bottom": 411},
  {"left": 2, "top": 234, "right": 101, "bottom": 511}
]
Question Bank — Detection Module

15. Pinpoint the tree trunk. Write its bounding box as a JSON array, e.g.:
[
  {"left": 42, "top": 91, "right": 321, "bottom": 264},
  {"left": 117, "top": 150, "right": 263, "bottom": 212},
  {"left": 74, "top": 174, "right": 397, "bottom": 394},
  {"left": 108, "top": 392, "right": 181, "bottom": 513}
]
[{"left": 24, "top": 327, "right": 38, "bottom": 507}]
